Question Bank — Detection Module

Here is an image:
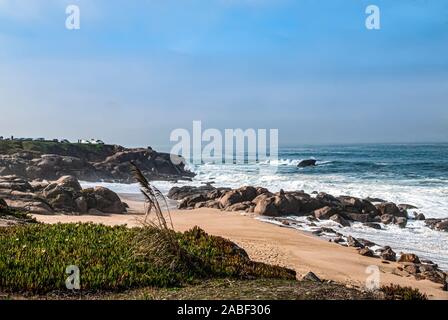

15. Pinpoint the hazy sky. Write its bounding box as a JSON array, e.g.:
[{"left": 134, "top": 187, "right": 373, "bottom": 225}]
[{"left": 0, "top": 0, "right": 447, "bottom": 149}]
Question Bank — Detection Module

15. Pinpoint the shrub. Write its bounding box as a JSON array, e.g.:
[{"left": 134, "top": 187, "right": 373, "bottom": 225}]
[
  {"left": 0, "top": 223, "right": 295, "bottom": 294},
  {"left": 381, "top": 284, "right": 428, "bottom": 300}
]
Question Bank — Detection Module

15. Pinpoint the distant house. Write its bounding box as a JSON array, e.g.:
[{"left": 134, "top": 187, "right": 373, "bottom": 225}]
[
  {"left": 79, "top": 139, "right": 104, "bottom": 145},
  {"left": 61, "top": 139, "right": 70, "bottom": 144},
  {"left": 34, "top": 138, "right": 45, "bottom": 141}
]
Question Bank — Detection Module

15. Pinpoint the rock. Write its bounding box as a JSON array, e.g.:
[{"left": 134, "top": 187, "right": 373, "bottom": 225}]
[
  {"left": 443, "top": 281, "right": 448, "bottom": 291},
  {"left": 178, "top": 194, "right": 207, "bottom": 209},
  {"left": 314, "top": 206, "right": 338, "bottom": 220},
  {"left": 398, "top": 204, "right": 418, "bottom": 210},
  {"left": 414, "top": 213, "right": 426, "bottom": 221},
  {"left": 302, "top": 272, "right": 321, "bottom": 282},
  {"left": 237, "top": 186, "right": 258, "bottom": 202},
  {"left": 219, "top": 190, "right": 243, "bottom": 208},
  {"left": 225, "top": 202, "right": 252, "bottom": 212},
  {"left": 376, "top": 202, "right": 405, "bottom": 217},
  {"left": 167, "top": 185, "right": 215, "bottom": 200},
  {"left": 419, "top": 264, "right": 437, "bottom": 273},
  {"left": 380, "top": 247, "right": 397, "bottom": 262},
  {"left": 74, "top": 196, "right": 88, "bottom": 213},
  {"left": 419, "top": 271, "right": 446, "bottom": 284},
  {"left": 82, "top": 186, "right": 126, "bottom": 214},
  {"left": 365, "top": 197, "right": 386, "bottom": 203},
  {"left": 398, "top": 253, "right": 421, "bottom": 264},
  {"left": 347, "top": 236, "right": 364, "bottom": 248},
  {"left": 329, "top": 214, "right": 350, "bottom": 227},
  {"left": 364, "top": 222, "right": 382, "bottom": 230},
  {"left": 403, "top": 264, "right": 420, "bottom": 275},
  {"left": 0, "top": 198, "right": 7, "bottom": 211},
  {"left": 0, "top": 175, "right": 33, "bottom": 192},
  {"left": 297, "top": 159, "right": 317, "bottom": 168},
  {"left": 435, "top": 220, "right": 448, "bottom": 232},
  {"left": 425, "top": 219, "right": 448, "bottom": 232},
  {"left": 315, "top": 192, "right": 340, "bottom": 206},
  {"left": 55, "top": 175, "right": 82, "bottom": 192},
  {"left": 357, "top": 238, "right": 376, "bottom": 247},
  {"left": 88, "top": 208, "right": 104, "bottom": 215},
  {"left": 345, "top": 213, "right": 370, "bottom": 223},
  {"left": 395, "top": 217, "right": 407, "bottom": 228},
  {"left": 273, "top": 193, "right": 302, "bottom": 215},
  {"left": 358, "top": 247, "right": 374, "bottom": 257},
  {"left": 0, "top": 144, "right": 194, "bottom": 183},
  {"left": 254, "top": 196, "right": 278, "bottom": 216},
  {"left": 380, "top": 214, "right": 395, "bottom": 225}
]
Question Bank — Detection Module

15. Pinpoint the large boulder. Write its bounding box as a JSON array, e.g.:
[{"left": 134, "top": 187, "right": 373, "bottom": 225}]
[
  {"left": 81, "top": 187, "right": 126, "bottom": 214},
  {"left": 0, "top": 175, "right": 33, "bottom": 192},
  {"left": 254, "top": 196, "right": 279, "bottom": 216},
  {"left": 314, "top": 206, "right": 338, "bottom": 220},
  {"left": 167, "top": 185, "right": 216, "bottom": 200},
  {"left": 54, "top": 175, "right": 82, "bottom": 192},
  {"left": 398, "top": 253, "right": 421, "bottom": 264},
  {"left": 376, "top": 202, "right": 407, "bottom": 218},
  {"left": 380, "top": 247, "right": 397, "bottom": 262},
  {"left": 330, "top": 214, "right": 350, "bottom": 227},
  {"left": 297, "top": 159, "right": 317, "bottom": 168}
]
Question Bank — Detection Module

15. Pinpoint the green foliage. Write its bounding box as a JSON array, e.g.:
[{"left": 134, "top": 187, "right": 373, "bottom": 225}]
[
  {"left": 381, "top": 284, "right": 428, "bottom": 300},
  {"left": 0, "top": 223, "right": 295, "bottom": 294},
  {"left": 0, "top": 140, "right": 112, "bottom": 161},
  {"left": 178, "top": 226, "right": 296, "bottom": 280}
]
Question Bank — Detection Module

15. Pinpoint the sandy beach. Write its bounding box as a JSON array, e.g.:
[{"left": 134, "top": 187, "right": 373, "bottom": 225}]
[{"left": 31, "top": 194, "right": 448, "bottom": 300}]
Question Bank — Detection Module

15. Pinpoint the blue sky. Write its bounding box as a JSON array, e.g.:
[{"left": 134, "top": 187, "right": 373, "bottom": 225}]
[{"left": 0, "top": 0, "right": 447, "bottom": 149}]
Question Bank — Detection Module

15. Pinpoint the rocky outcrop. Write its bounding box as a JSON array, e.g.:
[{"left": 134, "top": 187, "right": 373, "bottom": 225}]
[
  {"left": 425, "top": 219, "right": 448, "bottom": 232},
  {"left": 297, "top": 159, "right": 317, "bottom": 168},
  {"left": 395, "top": 254, "right": 447, "bottom": 285},
  {"left": 169, "top": 185, "right": 412, "bottom": 228},
  {"left": 0, "top": 175, "right": 126, "bottom": 215},
  {"left": 0, "top": 142, "right": 194, "bottom": 183}
]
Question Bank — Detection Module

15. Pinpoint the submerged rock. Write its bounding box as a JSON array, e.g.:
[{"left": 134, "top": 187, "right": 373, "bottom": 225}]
[{"left": 297, "top": 159, "right": 317, "bottom": 168}]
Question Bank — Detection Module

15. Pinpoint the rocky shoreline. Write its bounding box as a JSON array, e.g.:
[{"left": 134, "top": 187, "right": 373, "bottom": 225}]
[
  {"left": 167, "top": 184, "right": 448, "bottom": 290},
  {"left": 0, "top": 175, "right": 127, "bottom": 217},
  {"left": 0, "top": 141, "right": 194, "bottom": 183}
]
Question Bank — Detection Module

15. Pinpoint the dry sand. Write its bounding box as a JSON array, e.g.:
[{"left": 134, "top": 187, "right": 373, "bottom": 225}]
[{"left": 33, "top": 195, "right": 448, "bottom": 300}]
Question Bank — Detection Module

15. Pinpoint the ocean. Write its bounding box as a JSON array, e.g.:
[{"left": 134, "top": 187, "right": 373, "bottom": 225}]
[{"left": 81, "top": 143, "right": 448, "bottom": 270}]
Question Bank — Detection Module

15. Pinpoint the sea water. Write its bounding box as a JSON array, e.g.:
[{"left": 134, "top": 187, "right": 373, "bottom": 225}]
[{"left": 81, "top": 143, "right": 448, "bottom": 269}]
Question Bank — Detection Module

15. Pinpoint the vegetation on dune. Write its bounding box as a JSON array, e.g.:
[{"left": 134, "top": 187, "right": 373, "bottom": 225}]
[
  {"left": 0, "top": 164, "right": 294, "bottom": 294},
  {"left": 381, "top": 284, "right": 428, "bottom": 300},
  {"left": 0, "top": 223, "right": 295, "bottom": 294},
  {"left": 0, "top": 140, "right": 113, "bottom": 160}
]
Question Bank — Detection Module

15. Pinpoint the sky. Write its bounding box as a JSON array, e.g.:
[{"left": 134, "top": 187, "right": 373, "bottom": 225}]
[{"left": 0, "top": 0, "right": 447, "bottom": 149}]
